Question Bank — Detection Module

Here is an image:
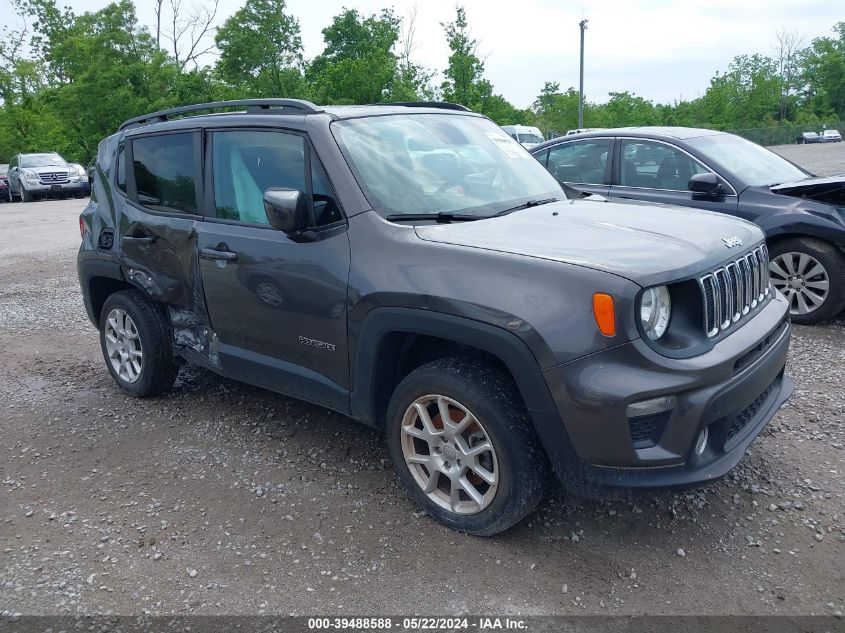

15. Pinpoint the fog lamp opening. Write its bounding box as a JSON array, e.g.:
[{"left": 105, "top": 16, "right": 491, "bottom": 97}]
[
  {"left": 694, "top": 426, "right": 709, "bottom": 456},
  {"left": 626, "top": 395, "right": 677, "bottom": 419}
]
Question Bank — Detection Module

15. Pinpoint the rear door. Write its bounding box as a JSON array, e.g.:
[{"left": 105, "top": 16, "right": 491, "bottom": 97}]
[
  {"left": 117, "top": 130, "right": 206, "bottom": 321},
  {"left": 196, "top": 128, "right": 350, "bottom": 409},
  {"left": 533, "top": 138, "right": 612, "bottom": 197},
  {"left": 608, "top": 138, "right": 739, "bottom": 215}
]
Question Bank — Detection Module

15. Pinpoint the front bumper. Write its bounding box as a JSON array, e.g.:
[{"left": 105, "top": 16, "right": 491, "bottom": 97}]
[
  {"left": 541, "top": 291, "right": 792, "bottom": 497},
  {"left": 24, "top": 181, "right": 83, "bottom": 193}
]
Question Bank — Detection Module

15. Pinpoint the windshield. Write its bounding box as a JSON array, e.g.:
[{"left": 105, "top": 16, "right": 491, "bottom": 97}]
[
  {"left": 332, "top": 114, "right": 561, "bottom": 218},
  {"left": 20, "top": 154, "right": 66, "bottom": 168},
  {"left": 517, "top": 133, "right": 544, "bottom": 144},
  {"left": 686, "top": 134, "right": 808, "bottom": 186}
]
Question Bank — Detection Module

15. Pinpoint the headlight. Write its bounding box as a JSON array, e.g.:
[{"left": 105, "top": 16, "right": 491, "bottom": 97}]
[
  {"left": 23, "top": 169, "right": 38, "bottom": 179},
  {"left": 640, "top": 285, "right": 671, "bottom": 340}
]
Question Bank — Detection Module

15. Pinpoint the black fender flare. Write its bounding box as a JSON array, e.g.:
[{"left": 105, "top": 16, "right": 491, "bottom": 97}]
[
  {"left": 77, "top": 255, "right": 125, "bottom": 325},
  {"left": 349, "top": 307, "right": 582, "bottom": 482}
]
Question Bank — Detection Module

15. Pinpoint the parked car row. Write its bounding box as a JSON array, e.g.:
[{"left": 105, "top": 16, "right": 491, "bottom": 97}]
[
  {"left": 529, "top": 127, "right": 845, "bottom": 325},
  {"left": 1, "top": 151, "right": 89, "bottom": 202},
  {"left": 796, "top": 129, "right": 841, "bottom": 143}
]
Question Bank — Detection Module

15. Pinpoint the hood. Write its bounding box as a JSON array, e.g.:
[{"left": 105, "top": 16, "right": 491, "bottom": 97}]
[
  {"left": 414, "top": 199, "right": 764, "bottom": 287},
  {"left": 770, "top": 175, "right": 845, "bottom": 207}
]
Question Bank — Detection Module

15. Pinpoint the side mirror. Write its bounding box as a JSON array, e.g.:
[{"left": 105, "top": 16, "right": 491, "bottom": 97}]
[
  {"left": 263, "top": 188, "right": 309, "bottom": 234},
  {"left": 688, "top": 172, "right": 724, "bottom": 197}
]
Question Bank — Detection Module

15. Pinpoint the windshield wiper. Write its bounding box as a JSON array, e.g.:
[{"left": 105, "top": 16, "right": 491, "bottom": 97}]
[
  {"left": 384, "top": 212, "right": 485, "bottom": 223},
  {"left": 494, "top": 197, "right": 559, "bottom": 216}
]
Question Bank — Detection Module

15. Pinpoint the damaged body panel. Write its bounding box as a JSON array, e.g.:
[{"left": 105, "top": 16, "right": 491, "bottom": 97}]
[{"left": 770, "top": 175, "right": 845, "bottom": 207}]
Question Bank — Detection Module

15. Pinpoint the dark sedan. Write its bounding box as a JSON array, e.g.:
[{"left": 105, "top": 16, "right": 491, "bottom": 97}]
[
  {"left": 530, "top": 127, "right": 845, "bottom": 324},
  {"left": 0, "top": 164, "right": 10, "bottom": 202}
]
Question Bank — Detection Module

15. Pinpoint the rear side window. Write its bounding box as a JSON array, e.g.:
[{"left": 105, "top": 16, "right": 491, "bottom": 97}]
[
  {"left": 547, "top": 139, "right": 611, "bottom": 185},
  {"left": 131, "top": 134, "right": 197, "bottom": 213}
]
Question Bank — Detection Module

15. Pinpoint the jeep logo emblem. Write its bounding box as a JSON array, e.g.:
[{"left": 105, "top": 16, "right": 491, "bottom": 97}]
[{"left": 722, "top": 236, "right": 743, "bottom": 248}]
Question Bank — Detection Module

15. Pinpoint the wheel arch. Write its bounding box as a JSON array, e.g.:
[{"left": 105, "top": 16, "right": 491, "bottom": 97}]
[
  {"left": 350, "top": 307, "right": 582, "bottom": 487},
  {"left": 78, "top": 258, "right": 134, "bottom": 326},
  {"left": 349, "top": 307, "right": 562, "bottom": 423}
]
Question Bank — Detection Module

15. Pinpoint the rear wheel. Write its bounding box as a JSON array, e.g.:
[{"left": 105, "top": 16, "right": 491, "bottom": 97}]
[
  {"left": 386, "top": 357, "right": 549, "bottom": 536},
  {"left": 99, "top": 290, "right": 179, "bottom": 397},
  {"left": 768, "top": 237, "right": 845, "bottom": 324}
]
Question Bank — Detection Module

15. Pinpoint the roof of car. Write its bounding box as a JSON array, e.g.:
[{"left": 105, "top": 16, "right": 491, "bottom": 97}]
[
  {"left": 117, "top": 99, "right": 478, "bottom": 132},
  {"left": 534, "top": 126, "right": 727, "bottom": 151}
]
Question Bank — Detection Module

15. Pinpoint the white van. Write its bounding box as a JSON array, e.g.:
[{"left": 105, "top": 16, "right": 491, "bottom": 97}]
[{"left": 501, "top": 125, "right": 545, "bottom": 148}]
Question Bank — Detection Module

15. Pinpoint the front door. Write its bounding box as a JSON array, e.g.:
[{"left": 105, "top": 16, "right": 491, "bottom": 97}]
[
  {"left": 608, "top": 138, "right": 739, "bottom": 215},
  {"left": 197, "top": 129, "right": 350, "bottom": 409}
]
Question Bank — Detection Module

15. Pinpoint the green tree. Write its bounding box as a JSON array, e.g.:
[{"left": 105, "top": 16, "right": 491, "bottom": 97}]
[
  {"left": 798, "top": 22, "right": 845, "bottom": 119},
  {"left": 592, "top": 91, "right": 657, "bottom": 127},
  {"left": 439, "top": 6, "right": 523, "bottom": 122},
  {"left": 215, "top": 0, "right": 306, "bottom": 98},
  {"left": 440, "top": 6, "right": 485, "bottom": 108},
  {"left": 308, "top": 8, "right": 401, "bottom": 104},
  {"left": 531, "top": 82, "right": 581, "bottom": 135}
]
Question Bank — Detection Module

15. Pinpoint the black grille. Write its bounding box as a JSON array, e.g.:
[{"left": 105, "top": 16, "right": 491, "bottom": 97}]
[
  {"left": 628, "top": 411, "right": 671, "bottom": 449},
  {"left": 727, "top": 384, "right": 774, "bottom": 441}
]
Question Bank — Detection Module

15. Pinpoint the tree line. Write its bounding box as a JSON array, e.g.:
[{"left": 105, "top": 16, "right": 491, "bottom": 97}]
[{"left": 0, "top": 0, "right": 843, "bottom": 163}]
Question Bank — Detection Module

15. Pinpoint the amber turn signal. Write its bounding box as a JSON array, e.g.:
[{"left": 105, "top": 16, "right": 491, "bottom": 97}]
[{"left": 592, "top": 293, "right": 616, "bottom": 336}]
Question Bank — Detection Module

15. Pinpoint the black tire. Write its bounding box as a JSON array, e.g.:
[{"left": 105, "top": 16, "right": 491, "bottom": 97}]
[
  {"left": 98, "top": 289, "right": 179, "bottom": 397},
  {"left": 768, "top": 237, "right": 845, "bottom": 325},
  {"left": 385, "top": 357, "right": 549, "bottom": 536},
  {"left": 21, "top": 186, "right": 34, "bottom": 202}
]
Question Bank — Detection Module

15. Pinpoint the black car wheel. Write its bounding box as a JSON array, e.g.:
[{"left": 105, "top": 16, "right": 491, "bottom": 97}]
[
  {"left": 768, "top": 237, "right": 845, "bottom": 324},
  {"left": 385, "top": 357, "right": 549, "bottom": 536},
  {"left": 99, "top": 289, "right": 179, "bottom": 397},
  {"left": 21, "top": 186, "right": 34, "bottom": 203}
]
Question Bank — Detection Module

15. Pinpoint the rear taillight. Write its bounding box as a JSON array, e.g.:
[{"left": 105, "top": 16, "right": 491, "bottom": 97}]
[{"left": 79, "top": 216, "right": 87, "bottom": 238}]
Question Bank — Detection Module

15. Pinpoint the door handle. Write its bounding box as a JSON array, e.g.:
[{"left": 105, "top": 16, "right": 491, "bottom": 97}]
[
  {"left": 123, "top": 235, "right": 157, "bottom": 245},
  {"left": 200, "top": 247, "right": 237, "bottom": 262}
]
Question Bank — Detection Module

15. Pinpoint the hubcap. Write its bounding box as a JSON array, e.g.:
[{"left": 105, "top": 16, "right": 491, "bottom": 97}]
[
  {"left": 104, "top": 308, "right": 143, "bottom": 383},
  {"left": 769, "top": 252, "right": 830, "bottom": 316},
  {"left": 400, "top": 394, "right": 498, "bottom": 515}
]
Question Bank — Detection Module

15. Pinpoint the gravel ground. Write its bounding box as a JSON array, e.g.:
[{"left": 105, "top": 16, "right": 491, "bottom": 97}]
[{"left": 0, "top": 146, "right": 843, "bottom": 618}]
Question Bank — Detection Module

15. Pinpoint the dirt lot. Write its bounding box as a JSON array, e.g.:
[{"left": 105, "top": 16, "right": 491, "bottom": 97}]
[{"left": 1, "top": 144, "right": 843, "bottom": 618}]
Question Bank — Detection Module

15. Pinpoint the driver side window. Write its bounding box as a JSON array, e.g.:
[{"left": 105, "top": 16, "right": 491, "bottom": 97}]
[
  {"left": 211, "top": 131, "right": 342, "bottom": 227},
  {"left": 546, "top": 139, "right": 610, "bottom": 185},
  {"left": 620, "top": 139, "right": 712, "bottom": 191}
]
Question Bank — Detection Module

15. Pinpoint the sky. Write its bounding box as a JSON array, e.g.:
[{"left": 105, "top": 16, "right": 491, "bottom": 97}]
[{"left": 4, "top": 0, "right": 843, "bottom": 108}]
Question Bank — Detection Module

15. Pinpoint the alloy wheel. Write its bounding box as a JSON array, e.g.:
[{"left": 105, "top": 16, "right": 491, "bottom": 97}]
[
  {"left": 104, "top": 308, "right": 143, "bottom": 383},
  {"left": 769, "top": 251, "right": 830, "bottom": 316},
  {"left": 400, "top": 394, "right": 498, "bottom": 515}
]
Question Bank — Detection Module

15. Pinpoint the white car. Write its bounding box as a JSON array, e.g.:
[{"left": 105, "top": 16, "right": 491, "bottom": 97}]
[
  {"left": 822, "top": 129, "right": 842, "bottom": 142},
  {"left": 501, "top": 125, "right": 545, "bottom": 148}
]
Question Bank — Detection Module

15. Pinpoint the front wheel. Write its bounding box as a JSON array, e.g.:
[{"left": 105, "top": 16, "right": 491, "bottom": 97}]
[
  {"left": 386, "top": 358, "right": 549, "bottom": 536},
  {"left": 768, "top": 237, "right": 845, "bottom": 324},
  {"left": 99, "top": 290, "right": 179, "bottom": 397},
  {"left": 21, "top": 186, "right": 34, "bottom": 202}
]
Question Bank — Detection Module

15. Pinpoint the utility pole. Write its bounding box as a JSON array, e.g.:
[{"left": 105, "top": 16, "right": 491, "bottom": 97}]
[{"left": 578, "top": 18, "right": 588, "bottom": 129}]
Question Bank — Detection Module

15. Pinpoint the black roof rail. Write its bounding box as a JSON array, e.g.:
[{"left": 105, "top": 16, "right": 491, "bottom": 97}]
[
  {"left": 380, "top": 101, "right": 471, "bottom": 112},
  {"left": 118, "top": 99, "right": 323, "bottom": 131}
]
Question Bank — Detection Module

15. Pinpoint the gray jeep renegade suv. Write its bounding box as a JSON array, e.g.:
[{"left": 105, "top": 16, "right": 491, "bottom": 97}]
[{"left": 77, "top": 99, "right": 793, "bottom": 535}]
